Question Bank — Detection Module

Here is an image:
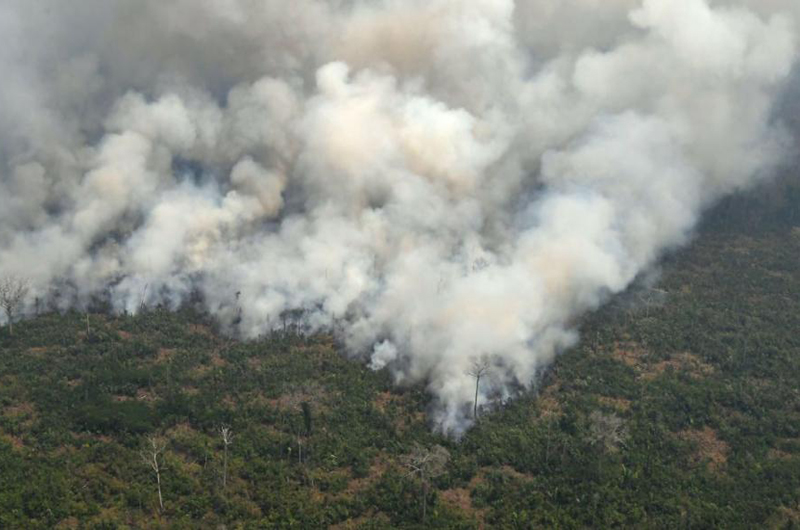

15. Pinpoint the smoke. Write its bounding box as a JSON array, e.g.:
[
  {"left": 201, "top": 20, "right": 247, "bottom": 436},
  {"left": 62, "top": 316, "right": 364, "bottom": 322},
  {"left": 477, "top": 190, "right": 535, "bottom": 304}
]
[{"left": 0, "top": 0, "right": 798, "bottom": 433}]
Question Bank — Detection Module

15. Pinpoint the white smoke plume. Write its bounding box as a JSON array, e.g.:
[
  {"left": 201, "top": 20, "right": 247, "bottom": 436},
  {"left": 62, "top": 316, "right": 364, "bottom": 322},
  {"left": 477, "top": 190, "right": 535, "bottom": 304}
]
[{"left": 0, "top": 0, "right": 798, "bottom": 433}]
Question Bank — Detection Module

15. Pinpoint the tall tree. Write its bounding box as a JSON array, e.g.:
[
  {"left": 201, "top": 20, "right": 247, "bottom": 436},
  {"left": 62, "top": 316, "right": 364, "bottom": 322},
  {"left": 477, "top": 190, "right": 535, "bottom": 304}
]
[
  {"left": 0, "top": 276, "right": 29, "bottom": 336},
  {"left": 402, "top": 443, "right": 450, "bottom": 523},
  {"left": 219, "top": 425, "right": 234, "bottom": 493},
  {"left": 140, "top": 436, "right": 166, "bottom": 512},
  {"left": 466, "top": 357, "right": 492, "bottom": 420}
]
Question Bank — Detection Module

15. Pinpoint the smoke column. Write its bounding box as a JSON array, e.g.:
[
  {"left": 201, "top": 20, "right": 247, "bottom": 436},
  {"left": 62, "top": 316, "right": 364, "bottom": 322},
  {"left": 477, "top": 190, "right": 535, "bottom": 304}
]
[{"left": 0, "top": 0, "right": 798, "bottom": 433}]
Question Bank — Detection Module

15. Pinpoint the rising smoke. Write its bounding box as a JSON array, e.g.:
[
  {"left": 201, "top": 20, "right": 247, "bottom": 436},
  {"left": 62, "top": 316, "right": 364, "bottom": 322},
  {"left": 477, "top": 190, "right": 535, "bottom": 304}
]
[{"left": 0, "top": 0, "right": 798, "bottom": 433}]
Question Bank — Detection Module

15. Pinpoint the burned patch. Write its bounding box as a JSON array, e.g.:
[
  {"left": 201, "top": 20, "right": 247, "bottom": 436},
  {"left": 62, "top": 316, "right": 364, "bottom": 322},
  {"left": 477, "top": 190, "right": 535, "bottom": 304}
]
[{"left": 678, "top": 427, "right": 729, "bottom": 472}]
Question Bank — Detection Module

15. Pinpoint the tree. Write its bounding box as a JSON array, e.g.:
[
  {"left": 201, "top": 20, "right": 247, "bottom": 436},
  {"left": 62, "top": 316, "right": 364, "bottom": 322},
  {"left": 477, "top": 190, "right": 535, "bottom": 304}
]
[
  {"left": 139, "top": 283, "right": 149, "bottom": 313},
  {"left": 301, "top": 401, "right": 313, "bottom": 435},
  {"left": 140, "top": 436, "right": 166, "bottom": 512},
  {"left": 280, "top": 384, "right": 323, "bottom": 465},
  {"left": 466, "top": 357, "right": 492, "bottom": 420},
  {"left": 587, "top": 411, "right": 628, "bottom": 453},
  {"left": 0, "top": 276, "right": 29, "bottom": 336},
  {"left": 638, "top": 287, "right": 668, "bottom": 318},
  {"left": 219, "top": 425, "right": 234, "bottom": 493},
  {"left": 402, "top": 443, "right": 450, "bottom": 523}
]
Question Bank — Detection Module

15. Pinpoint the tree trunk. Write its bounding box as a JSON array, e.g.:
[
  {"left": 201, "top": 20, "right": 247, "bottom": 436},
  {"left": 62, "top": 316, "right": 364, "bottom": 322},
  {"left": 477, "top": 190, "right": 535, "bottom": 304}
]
[
  {"left": 156, "top": 469, "right": 163, "bottom": 511},
  {"left": 422, "top": 479, "right": 427, "bottom": 522},
  {"left": 545, "top": 420, "right": 551, "bottom": 464},
  {"left": 473, "top": 375, "right": 480, "bottom": 420}
]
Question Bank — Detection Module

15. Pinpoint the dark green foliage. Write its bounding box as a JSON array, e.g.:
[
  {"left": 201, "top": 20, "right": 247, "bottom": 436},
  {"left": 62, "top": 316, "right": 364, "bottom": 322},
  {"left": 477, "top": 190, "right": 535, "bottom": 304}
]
[{"left": 301, "top": 401, "right": 313, "bottom": 436}]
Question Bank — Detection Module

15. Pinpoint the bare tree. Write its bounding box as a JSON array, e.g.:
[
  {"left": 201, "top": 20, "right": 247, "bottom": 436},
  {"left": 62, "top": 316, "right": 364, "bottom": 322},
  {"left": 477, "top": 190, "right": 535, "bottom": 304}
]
[
  {"left": 0, "top": 276, "right": 29, "bottom": 336},
  {"left": 219, "top": 425, "right": 234, "bottom": 492},
  {"left": 402, "top": 443, "right": 450, "bottom": 523},
  {"left": 639, "top": 287, "right": 668, "bottom": 318},
  {"left": 587, "top": 411, "right": 628, "bottom": 453},
  {"left": 140, "top": 436, "right": 166, "bottom": 512},
  {"left": 139, "top": 283, "right": 149, "bottom": 313},
  {"left": 466, "top": 357, "right": 492, "bottom": 420}
]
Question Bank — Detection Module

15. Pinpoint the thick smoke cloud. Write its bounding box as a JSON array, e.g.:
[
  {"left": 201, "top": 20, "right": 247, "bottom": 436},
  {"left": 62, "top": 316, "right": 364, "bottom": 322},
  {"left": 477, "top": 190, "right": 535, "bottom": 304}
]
[{"left": 0, "top": 0, "right": 798, "bottom": 433}]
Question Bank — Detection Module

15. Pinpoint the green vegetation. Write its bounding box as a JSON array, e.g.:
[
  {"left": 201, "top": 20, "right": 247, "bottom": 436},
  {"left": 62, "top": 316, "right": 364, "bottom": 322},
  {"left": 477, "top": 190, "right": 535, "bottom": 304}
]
[{"left": 0, "top": 184, "right": 798, "bottom": 529}]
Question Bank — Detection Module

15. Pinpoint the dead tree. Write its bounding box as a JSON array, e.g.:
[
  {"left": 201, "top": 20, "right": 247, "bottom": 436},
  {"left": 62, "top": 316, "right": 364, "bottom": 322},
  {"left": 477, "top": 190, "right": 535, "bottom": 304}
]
[
  {"left": 466, "top": 357, "right": 492, "bottom": 420},
  {"left": 0, "top": 276, "right": 29, "bottom": 336},
  {"left": 219, "top": 425, "right": 234, "bottom": 492},
  {"left": 402, "top": 443, "right": 450, "bottom": 523},
  {"left": 140, "top": 436, "right": 166, "bottom": 512},
  {"left": 639, "top": 287, "right": 668, "bottom": 318},
  {"left": 139, "top": 283, "right": 149, "bottom": 313},
  {"left": 587, "top": 411, "right": 628, "bottom": 453},
  {"left": 585, "top": 411, "right": 628, "bottom": 479}
]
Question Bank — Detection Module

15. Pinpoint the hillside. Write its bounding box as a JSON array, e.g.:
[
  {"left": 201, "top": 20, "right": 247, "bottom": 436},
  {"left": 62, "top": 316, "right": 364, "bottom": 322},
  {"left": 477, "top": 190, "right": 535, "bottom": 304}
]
[{"left": 0, "top": 192, "right": 799, "bottom": 529}]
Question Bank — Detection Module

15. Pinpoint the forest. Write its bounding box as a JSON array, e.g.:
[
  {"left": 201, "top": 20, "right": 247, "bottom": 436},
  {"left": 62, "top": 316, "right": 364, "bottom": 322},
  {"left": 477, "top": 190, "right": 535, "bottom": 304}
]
[{"left": 0, "top": 179, "right": 798, "bottom": 529}]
